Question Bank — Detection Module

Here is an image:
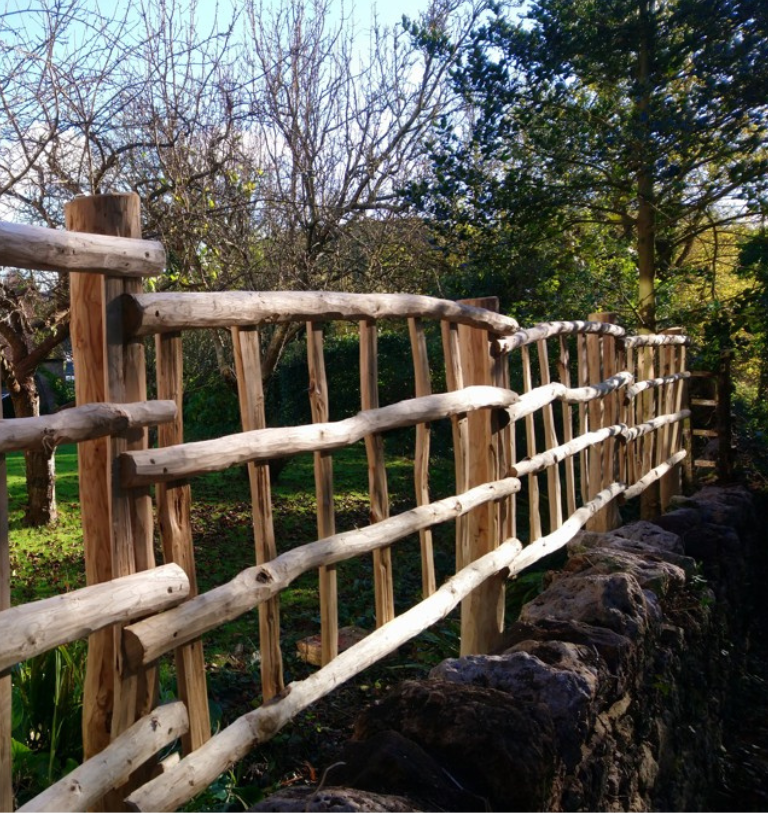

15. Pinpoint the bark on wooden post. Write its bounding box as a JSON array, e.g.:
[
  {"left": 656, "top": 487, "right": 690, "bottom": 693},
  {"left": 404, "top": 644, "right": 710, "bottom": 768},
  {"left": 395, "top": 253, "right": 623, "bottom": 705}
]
[
  {"left": 408, "top": 318, "right": 436, "bottom": 597},
  {"left": 232, "top": 326, "right": 284, "bottom": 698},
  {"left": 521, "top": 345, "right": 542, "bottom": 541},
  {"left": 156, "top": 332, "right": 211, "bottom": 752},
  {"left": 659, "top": 328, "right": 685, "bottom": 509},
  {"left": 441, "top": 321, "right": 469, "bottom": 571},
  {"left": 457, "top": 297, "right": 504, "bottom": 656},
  {"left": 65, "top": 196, "right": 128, "bottom": 769},
  {"left": 307, "top": 323, "right": 339, "bottom": 663},
  {"left": 640, "top": 344, "right": 660, "bottom": 519},
  {"left": 0, "top": 372, "right": 11, "bottom": 813},
  {"left": 360, "top": 319, "right": 395, "bottom": 627},
  {"left": 536, "top": 340, "right": 563, "bottom": 532},
  {"left": 586, "top": 313, "right": 621, "bottom": 531},
  {"left": 67, "top": 192, "right": 158, "bottom": 806},
  {"left": 557, "top": 336, "right": 577, "bottom": 517}
]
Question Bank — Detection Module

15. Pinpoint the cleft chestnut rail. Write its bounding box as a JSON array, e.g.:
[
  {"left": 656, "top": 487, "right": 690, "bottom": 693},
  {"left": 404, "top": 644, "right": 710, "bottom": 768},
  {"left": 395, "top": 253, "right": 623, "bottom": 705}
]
[{"left": 0, "top": 198, "right": 690, "bottom": 812}]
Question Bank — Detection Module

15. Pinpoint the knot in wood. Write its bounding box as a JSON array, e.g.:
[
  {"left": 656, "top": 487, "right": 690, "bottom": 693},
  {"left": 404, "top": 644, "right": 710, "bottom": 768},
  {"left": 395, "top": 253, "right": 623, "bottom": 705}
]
[{"left": 255, "top": 568, "right": 273, "bottom": 584}]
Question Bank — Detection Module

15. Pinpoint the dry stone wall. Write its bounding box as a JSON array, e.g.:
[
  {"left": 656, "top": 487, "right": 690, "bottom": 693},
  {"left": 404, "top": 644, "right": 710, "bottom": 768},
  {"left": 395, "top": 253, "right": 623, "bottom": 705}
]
[{"left": 254, "top": 485, "right": 755, "bottom": 812}]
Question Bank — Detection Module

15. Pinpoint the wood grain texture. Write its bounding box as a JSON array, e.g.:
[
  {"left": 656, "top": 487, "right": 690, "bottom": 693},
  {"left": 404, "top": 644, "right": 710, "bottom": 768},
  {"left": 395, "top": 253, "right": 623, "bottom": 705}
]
[
  {"left": 457, "top": 297, "right": 503, "bottom": 656},
  {"left": 0, "top": 564, "right": 189, "bottom": 674},
  {"left": 360, "top": 319, "right": 394, "bottom": 628},
  {"left": 306, "top": 323, "right": 338, "bottom": 664},
  {"left": 155, "top": 332, "right": 211, "bottom": 754},
  {"left": 123, "top": 291, "right": 520, "bottom": 337},
  {"left": 0, "top": 401, "right": 176, "bottom": 453},
  {"left": 232, "top": 326, "right": 284, "bottom": 699},
  {"left": 0, "top": 219, "right": 164, "bottom": 277}
]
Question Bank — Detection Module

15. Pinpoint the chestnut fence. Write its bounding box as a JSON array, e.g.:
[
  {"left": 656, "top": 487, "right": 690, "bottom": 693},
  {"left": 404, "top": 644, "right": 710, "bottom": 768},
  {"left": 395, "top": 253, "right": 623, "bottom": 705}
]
[{"left": 0, "top": 195, "right": 690, "bottom": 812}]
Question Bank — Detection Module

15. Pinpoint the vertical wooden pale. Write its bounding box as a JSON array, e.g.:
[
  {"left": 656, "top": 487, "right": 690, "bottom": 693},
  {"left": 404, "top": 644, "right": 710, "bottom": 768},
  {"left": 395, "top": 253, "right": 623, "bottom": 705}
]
[
  {"left": 577, "top": 333, "right": 590, "bottom": 505},
  {"left": 586, "top": 313, "right": 621, "bottom": 531},
  {"left": 232, "top": 326, "right": 284, "bottom": 698},
  {"left": 307, "top": 322, "right": 339, "bottom": 663},
  {"left": 457, "top": 297, "right": 504, "bottom": 656},
  {"left": 624, "top": 345, "right": 638, "bottom": 488},
  {"left": 441, "top": 321, "right": 469, "bottom": 571},
  {"left": 537, "top": 340, "right": 563, "bottom": 531},
  {"left": 640, "top": 345, "right": 660, "bottom": 518},
  {"left": 408, "top": 317, "right": 436, "bottom": 597},
  {"left": 557, "top": 336, "right": 577, "bottom": 517},
  {"left": 360, "top": 319, "right": 395, "bottom": 627},
  {"left": 521, "top": 345, "right": 542, "bottom": 541},
  {"left": 156, "top": 332, "right": 211, "bottom": 752},
  {"left": 491, "top": 344, "right": 515, "bottom": 543},
  {"left": 0, "top": 371, "right": 11, "bottom": 813},
  {"left": 659, "top": 329, "right": 682, "bottom": 509}
]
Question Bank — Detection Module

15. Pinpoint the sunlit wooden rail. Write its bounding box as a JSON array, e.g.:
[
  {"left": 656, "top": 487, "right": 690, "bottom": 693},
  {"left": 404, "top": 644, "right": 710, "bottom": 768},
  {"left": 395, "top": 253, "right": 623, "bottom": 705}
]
[{"left": 0, "top": 196, "right": 692, "bottom": 812}]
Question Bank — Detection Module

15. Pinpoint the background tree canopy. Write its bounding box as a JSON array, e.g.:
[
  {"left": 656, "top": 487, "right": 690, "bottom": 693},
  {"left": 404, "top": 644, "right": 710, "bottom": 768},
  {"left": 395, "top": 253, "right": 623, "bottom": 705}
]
[{"left": 408, "top": 0, "right": 768, "bottom": 328}]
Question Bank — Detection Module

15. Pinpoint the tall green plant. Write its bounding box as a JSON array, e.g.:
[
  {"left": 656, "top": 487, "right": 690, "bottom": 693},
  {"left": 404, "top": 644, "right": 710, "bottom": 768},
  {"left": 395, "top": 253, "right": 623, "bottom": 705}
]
[{"left": 11, "top": 643, "right": 85, "bottom": 803}]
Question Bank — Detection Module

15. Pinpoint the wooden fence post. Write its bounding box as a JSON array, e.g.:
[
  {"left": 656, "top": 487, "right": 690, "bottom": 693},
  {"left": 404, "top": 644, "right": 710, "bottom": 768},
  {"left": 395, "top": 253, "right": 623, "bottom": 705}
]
[
  {"left": 66, "top": 193, "right": 156, "bottom": 805},
  {"left": 307, "top": 322, "right": 339, "bottom": 663},
  {"left": 660, "top": 327, "right": 685, "bottom": 509},
  {"left": 586, "top": 313, "right": 621, "bottom": 531},
  {"left": 360, "top": 319, "right": 395, "bottom": 627},
  {"left": 0, "top": 371, "right": 10, "bottom": 813},
  {"left": 66, "top": 196, "right": 123, "bottom": 766},
  {"left": 232, "top": 326, "right": 285, "bottom": 698},
  {"left": 408, "top": 318, "right": 437, "bottom": 597},
  {"left": 156, "top": 332, "right": 211, "bottom": 752},
  {"left": 457, "top": 297, "right": 504, "bottom": 655}
]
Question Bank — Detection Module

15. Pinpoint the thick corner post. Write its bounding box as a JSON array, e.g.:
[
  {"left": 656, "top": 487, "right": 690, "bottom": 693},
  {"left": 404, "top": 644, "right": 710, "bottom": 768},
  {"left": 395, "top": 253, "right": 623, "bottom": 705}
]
[{"left": 457, "top": 297, "right": 505, "bottom": 655}]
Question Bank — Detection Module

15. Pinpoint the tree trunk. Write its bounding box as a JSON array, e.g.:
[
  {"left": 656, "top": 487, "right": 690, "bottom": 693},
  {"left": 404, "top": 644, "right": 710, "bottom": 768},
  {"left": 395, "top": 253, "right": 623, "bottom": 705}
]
[
  {"left": 10, "top": 378, "right": 57, "bottom": 526},
  {"left": 636, "top": 0, "right": 656, "bottom": 334}
]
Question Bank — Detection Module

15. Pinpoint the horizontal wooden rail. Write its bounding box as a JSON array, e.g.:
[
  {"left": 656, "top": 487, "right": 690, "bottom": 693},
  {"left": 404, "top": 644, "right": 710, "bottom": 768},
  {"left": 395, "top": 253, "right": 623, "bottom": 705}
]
[
  {"left": 621, "top": 450, "right": 687, "bottom": 502},
  {"left": 0, "top": 564, "right": 189, "bottom": 674},
  {"left": 121, "top": 291, "right": 520, "bottom": 337},
  {"left": 18, "top": 701, "right": 188, "bottom": 813},
  {"left": 618, "top": 410, "right": 691, "bottom": 443},
  {"left": 0, "top": 401, "right": 176, "bottom": 453},
  {"left": 124, "top": 484, "right": 624, "bottom": 813},
  {"left": 621, "top": 334, "right": 690, "bottom": 348},
  {"left": 625, "top": 372, "right": 690, "bottom": 400},
  {"left": 120, "top": 386, "right": 520, "bottom": 487},
  {"left": 0, "top": 220, "right": 164, "bottom": 277},
  {"left": 511, "top": 424, "right": 625, "bottom": 477},
  {"left": 123, "top": 477, "right": 523, "bottom": 669},
  {"left": 494, "top": 320, "right": 626, "bottom": 354},
  {"left": 122, "top": 373, "right": 647, "bottom": 488}
]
